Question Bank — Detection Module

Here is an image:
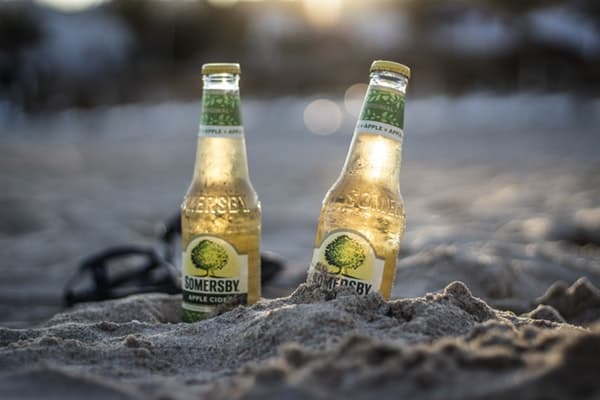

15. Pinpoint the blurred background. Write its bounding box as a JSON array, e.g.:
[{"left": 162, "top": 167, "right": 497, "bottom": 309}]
[
  {"left": 1, "top": 0, "right": 599, "bottom": 326},
  {"left": 2, "top": 0, "right": 600, "bottom": 113}
]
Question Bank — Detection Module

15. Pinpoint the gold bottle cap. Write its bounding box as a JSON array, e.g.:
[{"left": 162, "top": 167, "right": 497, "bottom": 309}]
[
  {"left": 370, "top": 60, "right": 410, "bottom": 79},
  {"left": 201, "top": 63, "right": 241, "bottom": 75}
]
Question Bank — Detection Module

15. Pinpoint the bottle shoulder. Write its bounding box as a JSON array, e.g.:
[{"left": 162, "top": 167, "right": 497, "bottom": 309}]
[
  {"left": 182, "top": 180, "right": 259, "bottom": 212},
  {"left": 326, "top": 175, "right": 403, "bottom": 200},
  {"left": 322, "top": 176, "right": 404, "bottom": 218},
  {"left": 185, "top": 177, "right": 258, "bottom": 196}
]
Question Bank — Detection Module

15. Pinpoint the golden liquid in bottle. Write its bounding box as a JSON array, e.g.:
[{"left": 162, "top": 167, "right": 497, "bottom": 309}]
[
  {"left": 313, "top": 132, "right": 405, "bottom": 299},
  {"left": 182, "top": 136, "right": 261, "bottom": 321}
]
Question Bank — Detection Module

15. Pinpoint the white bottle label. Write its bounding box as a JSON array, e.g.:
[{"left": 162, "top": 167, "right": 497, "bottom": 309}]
[
  {"left": 182, "top": 235, "right": 248, "bottom": 314},
  {"left": 355, "top": 120, "right": 403, "bottom": 142},
  {"left": 308, "top": 230, "right": 384, "bottom": 296},
  {"left": 198, "top": 125, "right": 244, "bottom": 137}
]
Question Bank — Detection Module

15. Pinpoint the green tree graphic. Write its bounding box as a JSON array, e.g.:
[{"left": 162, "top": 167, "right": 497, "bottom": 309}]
[
  {"left": 191, "top": 240, "right": 229, "bottom": 277},
  {"left": 324, "top": 235, "right": 366, "bottom": 276}
]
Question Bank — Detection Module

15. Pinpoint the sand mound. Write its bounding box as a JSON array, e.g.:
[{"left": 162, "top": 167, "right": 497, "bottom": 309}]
[
  {"left": 211, "top": 322, "right": 600, "bottom": 400},
  {"left": 394, "top": 243, "right": 600, "bottom": 315},
  {"left": 0, "top": 281, "right": 598, "bottom": 399},
  {"left": 536, "top": 277, "right": 600, "bottom": 325}
]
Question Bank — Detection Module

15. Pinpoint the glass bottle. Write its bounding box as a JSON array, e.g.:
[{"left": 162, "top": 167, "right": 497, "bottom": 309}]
[
  {"left": 308, "top": 60, "right": 410, "bottom": 299},
  {"left": 181, "top": 63, "right": 261, "bottom": 322}
]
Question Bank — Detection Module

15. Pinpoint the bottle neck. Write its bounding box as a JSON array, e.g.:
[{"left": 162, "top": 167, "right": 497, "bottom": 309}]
[
  {"left": 341, "top": 70, "right": 408, "bottom": 186},
  {"left": 356, "top": 70, "right": 408, "bottom": 139},
  {"left": 198, "top": 73, "right": 243, "bottom": 136},
  {"left": 193, "top": 73, "right": 249, "bottom": 184}
]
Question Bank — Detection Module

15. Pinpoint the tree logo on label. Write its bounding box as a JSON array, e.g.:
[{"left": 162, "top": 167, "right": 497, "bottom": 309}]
[
  {"left": 191, "top": 239, "right": 229, "bottom": 277},
  {"left": 324, "top": 234, "right": 366, "bottom": 277}
]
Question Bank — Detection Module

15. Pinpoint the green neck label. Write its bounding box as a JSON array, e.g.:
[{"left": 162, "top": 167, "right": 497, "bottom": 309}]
[
  {"left": 198, "top": 89, "right": 243, "bottom": 137},
  {"left": 357, "top": 86, "right": 405, "bottom": 140}
]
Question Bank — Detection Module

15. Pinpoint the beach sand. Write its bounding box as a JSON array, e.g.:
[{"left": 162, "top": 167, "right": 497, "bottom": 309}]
[
  {"left": 1, "top": 94, "right": 599, "bottom": 398},
  {"left": 1, "top": 280, "right": 600, "bottom": 399}
]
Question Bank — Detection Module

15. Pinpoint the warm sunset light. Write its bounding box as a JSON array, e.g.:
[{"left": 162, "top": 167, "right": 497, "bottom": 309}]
[
  {"left": 206, "top": 0, "right": 240, "bottom": 7},
  {"left": 302, "top": 0, "right": 343, "bottom": 28},
  {"left": 4, "top": 1, "right": 600, "bottom": 398},
  {"left": 367, "top": 137, "right": 388, "bottom": 179},
  {"left": 34, "top": 0, "right": 106, "bottom": 11},
  {"left": 33, "top": 0, "right": 349, "bottom": 26}
]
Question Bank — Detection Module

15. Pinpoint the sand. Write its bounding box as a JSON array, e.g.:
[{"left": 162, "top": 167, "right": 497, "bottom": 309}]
[
  {"left": 1, "top": 94, "right": 599, "bottom": 398},
  {"left": 1, "top": 279, "right": 599, "bottom": 399}
]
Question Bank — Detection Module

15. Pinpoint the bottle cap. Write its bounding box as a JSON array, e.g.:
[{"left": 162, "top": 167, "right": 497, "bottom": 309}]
[
  {"left": 201, "top": 63, "right": 241, "bottom": 75},
  {"left": 370, "top": 60, "right": 410, "bottom": 79}
]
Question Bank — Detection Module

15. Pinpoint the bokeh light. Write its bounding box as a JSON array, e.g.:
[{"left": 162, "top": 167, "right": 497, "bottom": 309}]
[
  {"left": 303, "top": 99, "right": 342, "bottom": 135},
  {"left": 303, "top": 0, "right": 343, "bottom": 29},
  {"left": 34, "top": 0, "right": 106, "bottom": 11},
  {"left": 207, "top": 0, "right": 240, "bottom": 8},
  {"left": 344, "top": 83, "right": 368, "bottom": 118}
]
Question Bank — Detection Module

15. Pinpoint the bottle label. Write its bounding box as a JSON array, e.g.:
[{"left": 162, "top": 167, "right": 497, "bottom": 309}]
[
  {"left": 198, "top": 90, "right": 244, "bottom": 137},
  {"left": 357, "top": 86, "right": 405, "bottom": 141},
  {"left": 308, "top": 230, "right": 384, "bottom": 296},
  {"left": 182, "top": 235, "right": 248, "bottom": 314}
]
